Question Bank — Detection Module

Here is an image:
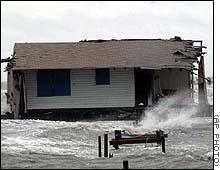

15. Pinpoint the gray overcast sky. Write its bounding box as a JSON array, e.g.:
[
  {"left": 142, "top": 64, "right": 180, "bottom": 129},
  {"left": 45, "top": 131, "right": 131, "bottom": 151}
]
[{"left": 1, "top": 1, "right": 213, "bottom": 82}]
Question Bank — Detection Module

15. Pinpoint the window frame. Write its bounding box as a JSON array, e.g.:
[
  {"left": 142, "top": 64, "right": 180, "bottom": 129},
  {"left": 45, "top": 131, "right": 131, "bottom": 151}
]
[{"left": 95, "top": 68, "right": 110, "bottom": 85}]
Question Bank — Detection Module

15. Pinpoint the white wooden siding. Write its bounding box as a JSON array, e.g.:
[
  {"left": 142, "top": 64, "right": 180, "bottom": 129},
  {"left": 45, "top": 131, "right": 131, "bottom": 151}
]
[{"left": 24, "top": 68, "right": 135, "bottom": 110}]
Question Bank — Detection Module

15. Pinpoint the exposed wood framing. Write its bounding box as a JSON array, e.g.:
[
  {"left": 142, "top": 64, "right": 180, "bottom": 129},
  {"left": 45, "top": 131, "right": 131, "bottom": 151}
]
[
  {"left": 1, "top": 56, "right": 16, "bottom": 72},
  {"left": 10, "top": 71, "right": 27, "bottom": 118},
  {"left": 14, "top": 71, "right": 21, "bottom": 118},
  {"left": 22, "top": 76, "right": 27, "bottom": 114},
  {"left": 1, "top": 57, "right": 12, "bottom": 63}
]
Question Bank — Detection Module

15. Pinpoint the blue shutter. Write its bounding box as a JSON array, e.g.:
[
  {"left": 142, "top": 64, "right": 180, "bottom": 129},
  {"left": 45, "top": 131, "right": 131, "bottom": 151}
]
[
  {"left": 53, "top": 70, "right": 71, "bottom": 96},
  {"left": 37, "top": 70, "right": 53, "bottom": 96},
  {"left": 96, "top": 68, "right": 110, "bottom": 85}
]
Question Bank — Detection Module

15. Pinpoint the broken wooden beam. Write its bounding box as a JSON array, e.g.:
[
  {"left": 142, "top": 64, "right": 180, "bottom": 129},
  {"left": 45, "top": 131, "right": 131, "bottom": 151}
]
[
  {"left": 1, "top": 57, "right": 13, "bottom": 63},
  {"left": 193, "top": 46, "right": 207, "bottom": 49},
  {"left": 1, "top": 57, "right": 11, "bottom": 63},
  {"left": 110, "top": 138, "right": 158, "bottom": 145}
]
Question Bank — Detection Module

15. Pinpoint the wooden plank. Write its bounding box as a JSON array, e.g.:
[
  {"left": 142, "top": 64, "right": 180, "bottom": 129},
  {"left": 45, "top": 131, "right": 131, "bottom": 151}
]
[
  {"left": 123, "top": 134, "right": 168, "bottom": 139},
  {"left": 193, "top": 46, "right": 207, "bottom": 49},
  {"left": 109, "top": 138, "right": 158, "bottom": 145}
]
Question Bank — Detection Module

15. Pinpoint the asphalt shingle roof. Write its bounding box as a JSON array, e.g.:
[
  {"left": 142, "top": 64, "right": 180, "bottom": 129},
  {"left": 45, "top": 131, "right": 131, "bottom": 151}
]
[{"left": 12, "top": 38, "right": 199, "bottom": 70}]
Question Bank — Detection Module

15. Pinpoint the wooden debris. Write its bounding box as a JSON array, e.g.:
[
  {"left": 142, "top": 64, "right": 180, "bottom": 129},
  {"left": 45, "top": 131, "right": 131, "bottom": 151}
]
[
  {"left": 109, "top": 130, "right": 168, "bottom": 153},
  {"left": 1, "top": 57, "right": 12, "bottom": 63}
]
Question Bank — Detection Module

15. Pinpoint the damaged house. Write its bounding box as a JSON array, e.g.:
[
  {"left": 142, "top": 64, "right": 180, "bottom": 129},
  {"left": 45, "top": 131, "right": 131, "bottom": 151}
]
[{"left": 3, "top": 36, "right": 208, "bottom": 120}]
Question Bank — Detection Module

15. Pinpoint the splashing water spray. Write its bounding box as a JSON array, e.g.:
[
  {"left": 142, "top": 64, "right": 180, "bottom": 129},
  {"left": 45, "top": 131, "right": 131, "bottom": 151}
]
[{"left": 137, "top": 91, "right": 202, "bottom": 131}]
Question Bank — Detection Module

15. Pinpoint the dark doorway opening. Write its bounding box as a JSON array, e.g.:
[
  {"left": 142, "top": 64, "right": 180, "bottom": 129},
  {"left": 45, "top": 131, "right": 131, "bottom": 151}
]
[{"left": 135, "top": 68, "right": 154, "bottom": 107}]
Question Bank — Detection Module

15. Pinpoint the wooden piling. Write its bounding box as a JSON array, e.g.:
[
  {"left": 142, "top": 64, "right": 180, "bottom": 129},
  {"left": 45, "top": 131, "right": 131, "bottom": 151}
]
[
  {"left": 198, "top": 54, "right": 208, "bottom": 106},
  {"left": 104, "top": 134, "right": 108, "bottom": 157},
  {"left": 161, "top": 137, "right": 165, "bottom": 153},
  {"left": 114, "top": 130, "right": 121, "bottom": 149},
  {"left": 98, "top": 136, "right": 101, "bottom": 157},
  {"left": 123, "top": 160, "right": 129, "bottom": 169},
  {"left": 115, "top": 130, "right": 122, "bottom": 139},
  {"left": 156, "top": 130, "right": 161, "bottom": 144}
]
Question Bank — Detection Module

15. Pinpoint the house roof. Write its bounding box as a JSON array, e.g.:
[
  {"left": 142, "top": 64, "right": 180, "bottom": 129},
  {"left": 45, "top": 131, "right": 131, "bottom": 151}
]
[{"left": 12, "top": 37, "right": 201, "bottom": 70}]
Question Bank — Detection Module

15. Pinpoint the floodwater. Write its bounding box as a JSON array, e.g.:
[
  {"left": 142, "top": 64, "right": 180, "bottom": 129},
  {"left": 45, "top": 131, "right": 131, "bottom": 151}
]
[{"left": 1, "top": 82, "right": 213, "bottom": 169}]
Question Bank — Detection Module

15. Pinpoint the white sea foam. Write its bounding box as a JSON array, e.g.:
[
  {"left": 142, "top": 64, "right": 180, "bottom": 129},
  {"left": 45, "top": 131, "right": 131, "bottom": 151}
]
[
  {"left": 138, "top": 92, "right": 209, "bottom": 131},
  {"left": 1, "top": 90, "right": 10, "bottom": 114},
  {"left": 193, "top": 81, "right": 213, "bottom": 105}
]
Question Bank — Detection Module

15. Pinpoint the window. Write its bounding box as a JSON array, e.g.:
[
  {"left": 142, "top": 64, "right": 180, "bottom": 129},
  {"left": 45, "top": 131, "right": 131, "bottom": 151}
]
[
  {"left": 96, "top": 68, "right": 110, "bottom": 85},
  {"left": 37, "top": 69, "right": 70, "bottom": 97}
]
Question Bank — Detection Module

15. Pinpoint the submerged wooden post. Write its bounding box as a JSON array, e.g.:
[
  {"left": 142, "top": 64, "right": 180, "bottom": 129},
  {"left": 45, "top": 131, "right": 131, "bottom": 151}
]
[
  {"left": 104, "top": 134, "right": 108, "bottom": 157},
  {"left": 114, "top": 130, "right": 121, "bottom": 149},
  {"left": 123, "top": 160, "right": 129, "bottom": 169},
  {"left": 156, "top": 130, "right": 166, "bottom": 153},
  {"left": 161, "top": 137, "right": 165, "bottom": 153},
  {"left": 98, "top": 136, "right": 101, "bottom": 157},
  {"left": 109, "top": 152, "right": 113, "bottom": 158},
  {"left": 156, "top": 130, "right": 161, "bottom": 144},
  {"left": 115, "top": 130, "right": 122, "bottom": 139}
]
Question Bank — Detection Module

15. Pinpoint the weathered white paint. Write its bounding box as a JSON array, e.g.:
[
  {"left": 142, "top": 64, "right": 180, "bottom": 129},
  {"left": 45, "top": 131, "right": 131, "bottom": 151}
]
[
  {"left": 154, "top": 68, "right": 189, "bottom": 94},
  {"left": 24, "top": 68, "right": 135, "bottom": 110}
]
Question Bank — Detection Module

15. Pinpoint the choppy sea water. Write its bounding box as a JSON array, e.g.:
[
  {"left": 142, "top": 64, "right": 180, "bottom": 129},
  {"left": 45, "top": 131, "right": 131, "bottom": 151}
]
[{"left": 1, "top": 82, "right": 213, "bottom": 169}]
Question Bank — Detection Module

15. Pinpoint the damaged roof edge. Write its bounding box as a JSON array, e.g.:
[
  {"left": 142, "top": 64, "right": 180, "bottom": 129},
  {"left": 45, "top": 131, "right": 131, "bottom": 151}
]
[{"left": 14, "top": 36, "right": 197, "bottom": 44}]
